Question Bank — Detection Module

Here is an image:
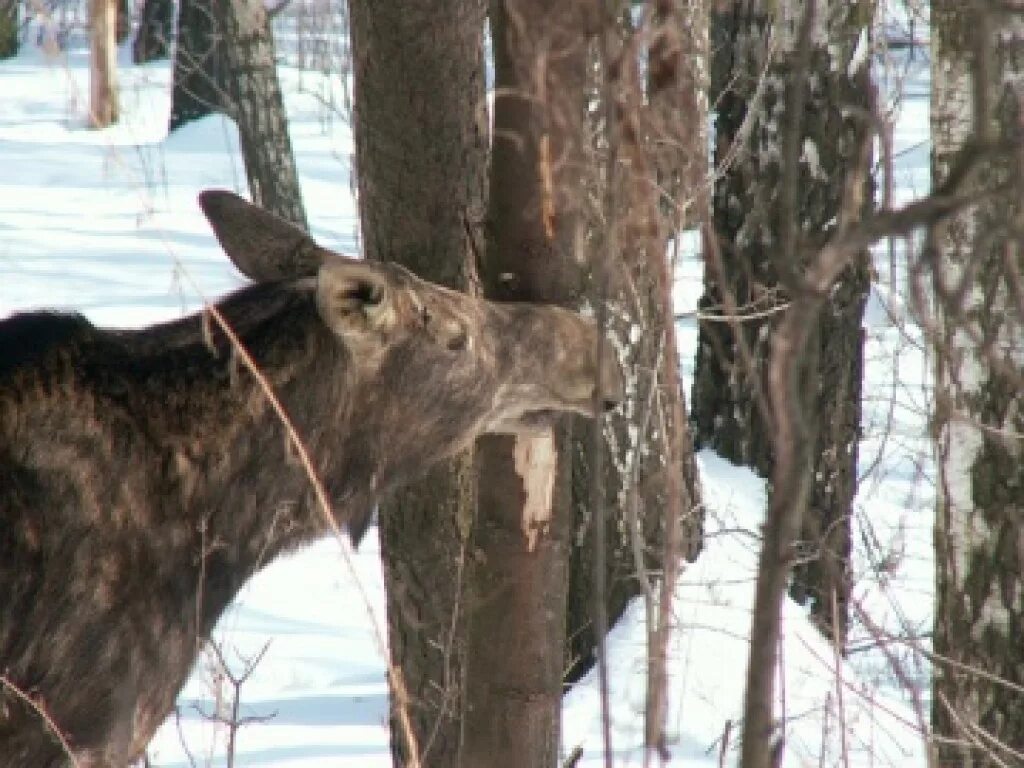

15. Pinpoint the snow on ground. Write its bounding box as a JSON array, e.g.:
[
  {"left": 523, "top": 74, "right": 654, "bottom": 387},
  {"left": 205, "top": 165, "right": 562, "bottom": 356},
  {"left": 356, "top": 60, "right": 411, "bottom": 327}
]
[{"left": 1, "top": 19, "right": 933, "bottom": 768}]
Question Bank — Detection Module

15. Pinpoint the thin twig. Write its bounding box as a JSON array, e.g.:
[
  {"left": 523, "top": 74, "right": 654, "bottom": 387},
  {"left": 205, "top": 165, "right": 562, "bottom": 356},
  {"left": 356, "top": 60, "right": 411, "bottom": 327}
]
[{"left": 0, "top": 675, "right": 82, "bottom": 768}]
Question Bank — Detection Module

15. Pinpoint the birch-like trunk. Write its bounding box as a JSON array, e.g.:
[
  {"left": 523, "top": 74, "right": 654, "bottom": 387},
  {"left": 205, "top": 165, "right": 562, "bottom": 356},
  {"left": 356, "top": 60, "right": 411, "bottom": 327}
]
[
  {"left": 931, "top": 4, "right": 1024, "bottom": 764},
  {"left": 692, "top": 0, "right": 872, "bottom": 644},
  {"left": 564, "top": 5, "right": 707, "bottom": 757}
]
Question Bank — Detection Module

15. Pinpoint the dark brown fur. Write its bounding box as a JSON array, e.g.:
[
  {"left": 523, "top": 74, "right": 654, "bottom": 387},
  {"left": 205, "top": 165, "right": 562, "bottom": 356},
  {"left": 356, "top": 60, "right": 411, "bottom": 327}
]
[{"left": 0, "top": 191, "right": 623, "bottom": 767}]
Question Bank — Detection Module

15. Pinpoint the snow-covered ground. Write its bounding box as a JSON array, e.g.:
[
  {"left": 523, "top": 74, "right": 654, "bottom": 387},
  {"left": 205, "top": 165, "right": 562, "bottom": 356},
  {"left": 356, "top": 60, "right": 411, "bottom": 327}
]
[{"left": 1, "top": 15, "right": 934, "bottom": 768}]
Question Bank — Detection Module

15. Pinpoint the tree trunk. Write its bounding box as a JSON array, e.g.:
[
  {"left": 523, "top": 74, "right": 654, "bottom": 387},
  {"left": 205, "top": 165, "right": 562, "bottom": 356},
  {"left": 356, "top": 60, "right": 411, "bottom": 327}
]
[
  {"left": 89, "top": 0, "right": 119, "bottom": 128},
  {"left": 460, "top": 2, "right": 588, "bottom": 766},
  {"left": 347, "top": 1, "right": 488, "bottom": 765},
  {"left": 116, "top": 0, "right": 131, "bottom": 43},
  {"left": 0, "top": 0, "right": 18, "bottom": 60},
  {"left": 213, "top": 0, "right": 307, "bottom": 230},
  {"left": 133, "top": 0, "right": 173, "bottom": 63},
  {"left": 564, "top": 6, "right": 708, "bottom": 743},
  {"left": 169, "top": 0, "right": 222, "bottom": 132},
  {"left": 931, "top": 3, "right": 1024, "bottom": 765},
  {"left": 691, "top": 0, "right": 871, "bottom": 644}
]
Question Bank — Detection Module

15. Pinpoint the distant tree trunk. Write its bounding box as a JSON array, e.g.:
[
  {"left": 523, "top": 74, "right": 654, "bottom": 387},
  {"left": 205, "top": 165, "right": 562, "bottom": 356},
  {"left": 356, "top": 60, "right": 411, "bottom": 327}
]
[
  {"left": 116, "top": 0, "right": 131, "bottom": 43},
  {"left": 691, "top": 0, "right": 872, "bottom": 644},
  {"left": 133, "top": 0, "right": 173, "bottom": 63},
  {"left": 212, "top": 0, "right": 306, "bottom": 229},
  {"left": 931, "top": 3, "right": 1024, "bottom": 764},
  {"left": 89, "top": 0, "right": 119, "bottom": 127},
  {"left": 0, "top": 0, "right": 18, "bottom": 60},
  {"left": 347, "top": 1, "right": 488, "bottom": 766},
  {"left": 169, "top": 0, "right": 222, "bottom": 131},
  {"left": 460, "top": 2, "right": 587, "bottom": 766}
]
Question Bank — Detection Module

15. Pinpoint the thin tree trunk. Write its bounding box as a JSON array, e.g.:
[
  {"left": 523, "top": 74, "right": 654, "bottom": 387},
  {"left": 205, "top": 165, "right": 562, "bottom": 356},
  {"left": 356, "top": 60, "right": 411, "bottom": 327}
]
[
  {"left": 347, "top": 1, "right": 488, "bottom": 766},
  {"left": 0, "top": 0, "right": 18, "bottom": 60},
  {"left": 564, "top": 1, "right": 708, "bottom": 696},
  {"left": 460, "top": 2, "right": 588, "bottom": 765},
  {"left": 931, "top": 3, "right": 1024, "bottom": 764},
  {"left": 133, "top": 0, "right": 173, "bottom": 63},
  {"left": 116, "top": 0, "right": 131, "bottom": 43},
  {"left": 169, "top": 0, "right": 223, "bottom": 132},
  {"left": 691, "top": 0, "right": 872, "bottom": 644},
  {"left": 563, "top": 9, "right": 707, "bottom": 761},
  {"left": 213, "top": 0, "right": 306, "bottom": 230},
  {"left": 639, "top": 0, "right": 709, "bottom": 751},
  {"left": 89, "top": 0, "right": 119, "bottom": 127}
]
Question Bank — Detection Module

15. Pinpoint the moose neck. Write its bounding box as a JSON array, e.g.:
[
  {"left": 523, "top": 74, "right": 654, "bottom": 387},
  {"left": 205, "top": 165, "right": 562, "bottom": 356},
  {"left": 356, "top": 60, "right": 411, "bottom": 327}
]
[{"left": 115, "top": 284, "right": 365, "bottom": 633}]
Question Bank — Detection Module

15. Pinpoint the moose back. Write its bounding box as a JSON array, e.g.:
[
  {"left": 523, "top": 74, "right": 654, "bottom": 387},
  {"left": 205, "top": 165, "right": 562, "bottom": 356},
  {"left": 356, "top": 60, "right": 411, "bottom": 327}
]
[{"left": 0, "top": 190, "right": 624, "bottom": 767}]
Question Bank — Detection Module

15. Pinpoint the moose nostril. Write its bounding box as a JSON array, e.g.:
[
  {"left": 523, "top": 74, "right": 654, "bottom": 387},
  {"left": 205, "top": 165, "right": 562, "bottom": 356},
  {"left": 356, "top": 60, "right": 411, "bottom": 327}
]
[{"left": 598, "top": 349, "right": 626, "bottom": 412}]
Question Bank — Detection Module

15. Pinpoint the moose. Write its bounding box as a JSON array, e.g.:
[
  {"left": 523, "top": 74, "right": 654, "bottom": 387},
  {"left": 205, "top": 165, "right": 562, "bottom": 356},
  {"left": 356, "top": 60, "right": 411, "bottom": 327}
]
[{"left": 0, "top": 190, "right": 624, "bottom": 767}]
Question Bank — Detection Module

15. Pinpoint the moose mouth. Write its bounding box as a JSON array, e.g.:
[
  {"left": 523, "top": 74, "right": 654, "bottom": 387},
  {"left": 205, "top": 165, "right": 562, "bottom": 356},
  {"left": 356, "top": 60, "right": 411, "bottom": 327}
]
[
  {"left": 485, "top": 409, "right": 561, "bottom": 436},
  {"left": 508, "top": 398, "right": 620, "bottom": 430},
  {"left": 515, "top": 409, "right": 560, "bottom": 428}
]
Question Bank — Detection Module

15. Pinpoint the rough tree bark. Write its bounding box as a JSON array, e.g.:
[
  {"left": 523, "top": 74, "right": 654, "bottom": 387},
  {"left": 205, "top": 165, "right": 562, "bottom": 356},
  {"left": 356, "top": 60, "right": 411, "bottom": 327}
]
[
  {"left": 460, "top": 2, "right": 588, "bottom": 765},
  {"left": 169, "top": 0, "right": 223, "bottom": 132},
  {"left": 564, "top": 0, "right": 708, "bottom": 686},
  {"left": 0, "top": 0, "right": 17, "bottom": 60},
  {"left": 347, "top": 1, "right": 488, "bottom": 766},
  {"left": 133, "top": 0, "right": 174, "bottom": 63},
  {"left": 726, "top": 3, "right": 876, "bottom": 764},
  {"left": 564, "top": 5, "right": 707, "bottom": 753},
  {"left": 212, "top": 0, "right": 307, "bottom": 229},
  {"left": 89, "top": 0, "right": 119, "bottom": 127},
  {"left": 691, "top": 0, "right": 872, "bottom": 643},
  {"left": 931, "top": 3, "right": 1024, "bottom": 765}
]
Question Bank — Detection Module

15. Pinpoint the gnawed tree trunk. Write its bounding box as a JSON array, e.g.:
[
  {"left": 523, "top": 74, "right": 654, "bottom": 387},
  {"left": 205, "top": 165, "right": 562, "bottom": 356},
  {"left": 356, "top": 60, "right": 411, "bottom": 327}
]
[
  {"left": 460, "top": 2, "right": 587, "bottom": 765},
  {"left": 347, "top": 1, "right": 488, "bottom": 765},
  {"left": 0, "top": 0, "right": 18, "bottom": 60},
  {"left": 691, "top": 0, "right": 872, "bottom": 644},
  {"left": 213, "top": 0, "right": 306, "bottom": 229},
  {"left": 133, "top": 0, "right": 173, "bottom": 63},
  {"left": 89, "top": 0, "right": 119, "bottom": 127},
  {"left": 931, "top": 3, "right": 1024, "bottom": 764},
  {"left": 169, "top": 0, "right": 222, "bottom": 131}
]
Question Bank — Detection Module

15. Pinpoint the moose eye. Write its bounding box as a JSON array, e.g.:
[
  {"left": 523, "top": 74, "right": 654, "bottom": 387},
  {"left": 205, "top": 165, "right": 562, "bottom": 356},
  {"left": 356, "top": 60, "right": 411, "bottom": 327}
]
[
  {"left": 446, "top": 331, "right": 468, "bottom": 352},
  {"left": 420, "top": 306, "right": 431, "bottom": 326},
  {"left": 336, "top": 282, "right": 381, "bottom": 308},
  {"left": 358, "top": 284, "right": 383, "bottom": 305}
]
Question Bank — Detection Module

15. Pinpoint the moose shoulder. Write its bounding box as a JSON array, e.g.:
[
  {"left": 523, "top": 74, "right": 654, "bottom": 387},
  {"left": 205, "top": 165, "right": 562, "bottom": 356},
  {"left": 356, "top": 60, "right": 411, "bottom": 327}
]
[{"left": 0, "top": 190, "right": 624, "bottom": 767}]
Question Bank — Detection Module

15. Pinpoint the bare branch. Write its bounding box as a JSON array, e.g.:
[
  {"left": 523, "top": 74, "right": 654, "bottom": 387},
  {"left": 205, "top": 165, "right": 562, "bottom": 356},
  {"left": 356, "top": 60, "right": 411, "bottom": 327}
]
[{"left": 0, "top": 675, "right": 82, "bottom": 768}]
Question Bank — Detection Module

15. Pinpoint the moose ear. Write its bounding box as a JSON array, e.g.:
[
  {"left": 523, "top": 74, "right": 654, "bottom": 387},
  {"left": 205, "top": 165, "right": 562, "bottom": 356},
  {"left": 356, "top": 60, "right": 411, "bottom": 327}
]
[
  {"left": 316, "top": 260, "right": 397, "bottom": 339},
  {"left": 198, "top": 190, "right": 326, "bottom": 282}
]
